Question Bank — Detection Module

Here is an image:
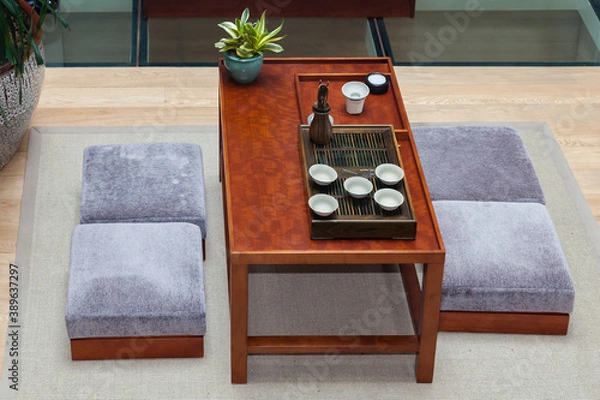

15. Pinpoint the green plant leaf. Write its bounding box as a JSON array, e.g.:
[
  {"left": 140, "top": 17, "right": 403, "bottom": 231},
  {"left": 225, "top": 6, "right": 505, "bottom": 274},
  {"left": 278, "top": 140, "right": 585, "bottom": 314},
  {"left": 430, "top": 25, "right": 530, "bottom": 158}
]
[
  {"left": 256, "top": 11, "right": 266, "bottom": 34},
  {"left": 267, "top": 21, "right": 284, "bottom": 37},
  {"left": 0, "top": 0, "right": 19, "bottom": 14},
  {"left": 217, "top": 21, "right": 239, "bottom": 37},
  {"left": 245, "top": 23, "right": 259, "bottom": 39},
  {"left": 256, "top": 25, "right": 285, "bottom": 49},
  {"left": 240, "top": 8, "right": 250, "bottom": 25},
  {"left": 31, "top": 40, "right": 44, "bottom": 65},
  {"left": 262, "top": 43, "right": 284, "bottom": 53},
  {"left": 216, "top": 7, "right": 285, "bottom": 58}
]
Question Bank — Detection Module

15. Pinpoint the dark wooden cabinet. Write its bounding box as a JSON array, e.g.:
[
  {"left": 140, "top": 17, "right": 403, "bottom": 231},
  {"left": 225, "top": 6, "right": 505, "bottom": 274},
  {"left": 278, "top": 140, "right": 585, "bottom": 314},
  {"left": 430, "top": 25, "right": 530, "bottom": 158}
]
[{"left": 143, "top": 0, "right": 416, "bottom": 18}]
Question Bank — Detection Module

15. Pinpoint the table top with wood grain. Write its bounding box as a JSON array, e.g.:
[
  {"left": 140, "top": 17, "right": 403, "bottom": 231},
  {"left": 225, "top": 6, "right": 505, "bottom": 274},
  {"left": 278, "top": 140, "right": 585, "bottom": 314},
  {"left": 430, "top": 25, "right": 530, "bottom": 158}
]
[{"left": 218, "top": 57, "right": 445, "bottom": 265}]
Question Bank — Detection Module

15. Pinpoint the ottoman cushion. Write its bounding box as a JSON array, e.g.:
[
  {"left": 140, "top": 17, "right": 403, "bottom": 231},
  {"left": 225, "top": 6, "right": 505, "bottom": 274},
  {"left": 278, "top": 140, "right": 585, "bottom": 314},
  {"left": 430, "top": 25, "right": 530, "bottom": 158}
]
[
  {"left": 413, "top": 125, "right": 545, "bottom": 204},
  {"left": 434, "top": 200, "right": 575, "bottom": 313},
  {"left": 80, "top": 142, "right": 207, "bottom": 237},
  {"left": 66, "top": 222, "right": 206, "bottom": 339}
]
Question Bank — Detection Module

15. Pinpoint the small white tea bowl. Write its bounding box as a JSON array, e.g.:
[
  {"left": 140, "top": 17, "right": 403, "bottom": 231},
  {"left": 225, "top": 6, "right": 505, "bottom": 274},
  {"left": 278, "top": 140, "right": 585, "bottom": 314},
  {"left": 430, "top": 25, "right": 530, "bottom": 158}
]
[
  {"left": 308, "top": 194, "right": 339, "bottom": 217},
  {"left": 307, "top": 113, "right": 334, "bottom": 125},
  {"left": 374, "top": 188, "right": 404, "bottom": 211},
  {"left": 343, "top": 176, "right": 373, "bottom": 198},
  {"left": 375, "top": 163, "right": 405, "bottom": 185},
  {"left": 309, "top": 164, "right": 338, "bottom": 186}
]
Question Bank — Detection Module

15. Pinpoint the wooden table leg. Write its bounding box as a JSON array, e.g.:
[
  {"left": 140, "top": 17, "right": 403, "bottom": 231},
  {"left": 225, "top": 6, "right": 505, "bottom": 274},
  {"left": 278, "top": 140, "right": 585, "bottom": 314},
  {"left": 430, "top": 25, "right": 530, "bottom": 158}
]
[
  {"left": 415, "top": 262, "right": 444, "bottom": 383},
  {"left": 230, "top": 262, "right": 249, "bottom": 383},
  {"left": 218, "top": 104, "right": 223, "bottom": 183}
]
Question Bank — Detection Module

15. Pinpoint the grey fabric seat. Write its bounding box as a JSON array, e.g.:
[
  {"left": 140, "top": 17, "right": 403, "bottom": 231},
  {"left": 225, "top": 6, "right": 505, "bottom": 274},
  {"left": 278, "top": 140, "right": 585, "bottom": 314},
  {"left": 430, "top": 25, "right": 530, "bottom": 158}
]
[
  {"left": 66, "top": 222, "right": 206, "bottom": 340},
  {"left": 80, "top": 142, "right": 207, "bottom": 238},
  {"left": 434, "top": 200, "right": 575, "bottom": 314},
  {"left": 413, "top": 125, "right": 545, "bottom": 204}
]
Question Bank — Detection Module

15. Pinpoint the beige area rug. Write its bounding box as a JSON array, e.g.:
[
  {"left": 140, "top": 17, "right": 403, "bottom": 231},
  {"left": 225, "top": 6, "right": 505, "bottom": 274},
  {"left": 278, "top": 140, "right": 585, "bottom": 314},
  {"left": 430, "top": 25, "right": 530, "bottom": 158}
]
[{"left": 1, "top": 123, "right": 599, "bottom": 399}]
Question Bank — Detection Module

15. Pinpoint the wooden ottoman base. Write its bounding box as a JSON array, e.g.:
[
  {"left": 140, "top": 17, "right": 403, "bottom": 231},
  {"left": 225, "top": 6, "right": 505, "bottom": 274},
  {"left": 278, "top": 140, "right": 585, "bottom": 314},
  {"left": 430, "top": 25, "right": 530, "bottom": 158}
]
[
  {"left": 70, "top": 335, "right": 204, "bottom": 360},
  {"left": 439, "top": 311, "right": 570, "bottom": 336}
]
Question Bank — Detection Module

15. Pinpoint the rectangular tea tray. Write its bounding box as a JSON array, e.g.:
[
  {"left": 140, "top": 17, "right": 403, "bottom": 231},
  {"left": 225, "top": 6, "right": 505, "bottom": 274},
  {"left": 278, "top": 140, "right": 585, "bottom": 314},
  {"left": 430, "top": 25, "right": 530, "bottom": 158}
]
[{"left": 300, "top": 124, "right": 417, "bottom": 239}]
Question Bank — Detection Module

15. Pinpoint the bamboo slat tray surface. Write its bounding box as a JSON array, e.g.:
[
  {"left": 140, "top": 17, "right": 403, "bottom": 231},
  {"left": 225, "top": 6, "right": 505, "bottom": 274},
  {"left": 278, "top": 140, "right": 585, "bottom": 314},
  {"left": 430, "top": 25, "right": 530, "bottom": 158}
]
[{"left": 300, "top": 124, "right": 417, "bottom": 239}]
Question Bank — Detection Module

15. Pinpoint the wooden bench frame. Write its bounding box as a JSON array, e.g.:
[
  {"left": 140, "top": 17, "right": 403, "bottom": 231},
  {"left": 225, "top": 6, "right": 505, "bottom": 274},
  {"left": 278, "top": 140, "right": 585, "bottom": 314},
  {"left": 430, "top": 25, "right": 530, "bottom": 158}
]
[
  {"left": 70, "top": 336, "right": 204, "bottom": 360},
  {"left": 439, "top": 311, "right": 570, "bottom": 335},
  {"left": 400, "top": 264, "right": 570, "bottom": 336}
]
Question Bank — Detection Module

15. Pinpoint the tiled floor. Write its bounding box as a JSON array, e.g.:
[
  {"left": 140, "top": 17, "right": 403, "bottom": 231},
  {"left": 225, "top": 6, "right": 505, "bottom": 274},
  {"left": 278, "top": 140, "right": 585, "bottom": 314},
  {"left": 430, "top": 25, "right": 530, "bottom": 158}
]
[{"left": 41, "top": 4, "right": 600, "bottom": 66}]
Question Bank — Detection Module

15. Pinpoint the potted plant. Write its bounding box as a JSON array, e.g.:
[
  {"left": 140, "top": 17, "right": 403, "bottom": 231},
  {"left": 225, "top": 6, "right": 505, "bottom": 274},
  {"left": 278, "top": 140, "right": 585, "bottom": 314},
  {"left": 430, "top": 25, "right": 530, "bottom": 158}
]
[
  {"left": 215, "top": 7, "right": 285, "bottom": 84},
  {"left": 0, "top": 0, "right": 68, "bottom": 169}
]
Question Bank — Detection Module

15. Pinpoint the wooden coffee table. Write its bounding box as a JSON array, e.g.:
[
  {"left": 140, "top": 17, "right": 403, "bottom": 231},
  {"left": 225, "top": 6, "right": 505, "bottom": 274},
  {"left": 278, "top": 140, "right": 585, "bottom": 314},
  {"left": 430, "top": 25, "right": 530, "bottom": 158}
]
[{"left": 219, "top": 57, "right": 445, "bottom": 383}]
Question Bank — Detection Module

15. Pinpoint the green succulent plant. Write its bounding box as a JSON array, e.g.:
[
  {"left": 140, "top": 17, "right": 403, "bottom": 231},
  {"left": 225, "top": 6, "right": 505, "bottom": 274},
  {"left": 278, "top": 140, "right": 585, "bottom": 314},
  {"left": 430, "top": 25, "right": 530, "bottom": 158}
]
[{"left": 215, "top": 8, "right": 285, "bottom": 59}]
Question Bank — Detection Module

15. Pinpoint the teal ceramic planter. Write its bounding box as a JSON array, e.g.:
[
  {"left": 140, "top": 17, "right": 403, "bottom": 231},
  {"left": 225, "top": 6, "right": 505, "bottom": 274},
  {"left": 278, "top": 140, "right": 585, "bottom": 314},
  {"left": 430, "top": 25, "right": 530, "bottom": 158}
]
[{"left": 223, "top": 52, "right": 264, "bottom": 84}]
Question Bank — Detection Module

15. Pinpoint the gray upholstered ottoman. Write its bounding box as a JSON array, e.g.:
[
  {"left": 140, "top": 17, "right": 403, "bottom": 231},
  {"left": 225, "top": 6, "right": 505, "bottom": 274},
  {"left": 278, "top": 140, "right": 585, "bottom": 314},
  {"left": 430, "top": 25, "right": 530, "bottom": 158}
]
[
  {"left": 80, "top": 142, "right": 207, "bottom": 242},
  {"left": 434, "top": 200, "right": 575, "bottom": 334},
  {"left": 66, "top": 222, "right": 206, "bottom": 360},
  {"left": 413, "top": 125, "right": 545, "bottom": 204}
]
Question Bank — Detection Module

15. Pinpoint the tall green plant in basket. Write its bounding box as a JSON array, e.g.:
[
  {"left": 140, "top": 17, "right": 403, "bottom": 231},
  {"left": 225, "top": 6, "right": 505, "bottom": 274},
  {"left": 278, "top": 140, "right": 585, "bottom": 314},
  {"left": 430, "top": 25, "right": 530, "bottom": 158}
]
[
  {"left": 0, "top": 0, "right": 68, "bottom": 169},
  {"left": 1, "top": 0, "right": 68, "bottom": 119}
]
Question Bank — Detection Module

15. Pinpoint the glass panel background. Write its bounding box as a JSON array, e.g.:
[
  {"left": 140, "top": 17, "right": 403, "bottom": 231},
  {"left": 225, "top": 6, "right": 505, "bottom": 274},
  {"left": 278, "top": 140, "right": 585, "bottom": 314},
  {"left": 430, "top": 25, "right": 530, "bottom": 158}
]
[{"left": 40, "top": 0, "right": 600, "bottom": 66}]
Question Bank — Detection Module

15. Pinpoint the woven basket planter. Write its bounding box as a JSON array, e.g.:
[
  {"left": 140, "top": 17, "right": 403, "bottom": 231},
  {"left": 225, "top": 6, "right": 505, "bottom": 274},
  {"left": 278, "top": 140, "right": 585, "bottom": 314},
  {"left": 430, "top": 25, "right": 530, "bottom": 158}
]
[{"left": 0, "top": 46, "right": 45, "bottom": 169}]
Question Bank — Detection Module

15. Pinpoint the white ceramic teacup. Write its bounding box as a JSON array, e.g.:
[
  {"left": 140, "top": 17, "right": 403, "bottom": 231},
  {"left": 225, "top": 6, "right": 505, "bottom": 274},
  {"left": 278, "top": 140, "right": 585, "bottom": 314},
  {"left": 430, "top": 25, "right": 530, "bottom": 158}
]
[
  {"left": 309, "top": 164, "right": 338, "bottom": 186},
  {"left": 341, "top": 81, "right": 370, "bottom": 114},
  {"left": 374, "top": 188, "right": 404, "bottom": 211},
  {"left": 343, "top": 176, "right": 373, "bottom": 198},
  {"left": 308, "top": 194, "right": 339, "bottom": 216},
  {"left": 375, "top": 163, "right": 405, "bottom": 185}
]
